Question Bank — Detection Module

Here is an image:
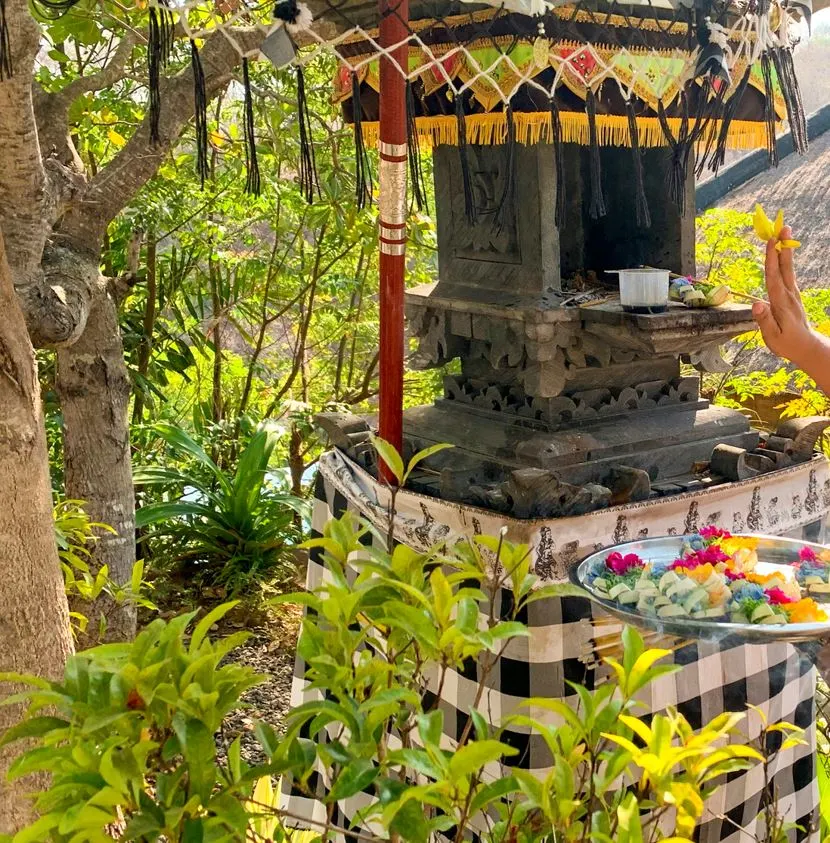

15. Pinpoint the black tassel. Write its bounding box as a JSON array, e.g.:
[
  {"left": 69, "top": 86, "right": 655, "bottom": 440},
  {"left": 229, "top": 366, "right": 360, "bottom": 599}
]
[
  {"left": 405, "top": 80, "right": 428, "bottom": 212},
  {"left": 0, "top": 0, "right": 11, "bottom": 81},
  {"left": 148, "top": 0, "right": 174, "bottom": 145},
  {"left": 455, "top": 94, "right": 476, "bottom": 224},
  {"left": 585, "top": 88, "right": 606, "bottom": 220},
  {"left": 773, "top": 46, "right": 808, "bottom": 155},
  {"left": 625, "top": 99, "right": 650, "bottom": 229},
  {"left": 709, "top": 65, "right": 751, "bottom": 174},
  {"left": 657, "top": 97, "right": 691, "bottom": 214},
  {"left": 761, "top": 52, "right": 779, "bottom": 168},
  {"left": 695, "top": 79, "right": 727, "bottom": 177},
  {"left": 242, "top": 58, "right": 260, "bottom": 195},
  {"left": 351, "top": 72, "right": 372, "bottom": 209},
  {"left": 549, "top": 97, "right": 565, "bottom": 228},
  {"left": 296, "top": 65, "right": 319, "bottom": 203},
  {"left": 495, "top": 104, "right": 516, "bottom": 232},
  {"left": 190, "top": 40, "right": 209, "bottom": 188}
]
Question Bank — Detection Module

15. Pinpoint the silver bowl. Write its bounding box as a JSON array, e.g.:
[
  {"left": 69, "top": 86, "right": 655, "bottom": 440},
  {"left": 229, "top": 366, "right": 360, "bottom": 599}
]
[{"left": 569, "top": 534, "right": 830, "bottom": 644}]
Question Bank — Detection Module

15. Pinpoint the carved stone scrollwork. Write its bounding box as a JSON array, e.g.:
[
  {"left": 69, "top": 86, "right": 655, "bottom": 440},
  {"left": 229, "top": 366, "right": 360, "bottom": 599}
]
[
  {"left": 441, "top": 375, "right": 701, "bottom": 428},
  {"left": 686, "top": 344, "right": 731, "bottom": 373},
  {"left": 774, "top": 416, "right": 830, "bottom": 460}
]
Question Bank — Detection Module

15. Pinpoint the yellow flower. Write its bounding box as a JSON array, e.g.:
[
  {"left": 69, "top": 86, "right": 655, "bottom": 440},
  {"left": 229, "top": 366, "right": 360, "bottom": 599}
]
[
  {"left": 784, "top": 598, "right": 827, "bottom": 624},
  {"left": 752, "top": 204, "right": 801, "bottom": 251},
  {"left": 753, "top": 205, "right": 782, "bottom": 241}
]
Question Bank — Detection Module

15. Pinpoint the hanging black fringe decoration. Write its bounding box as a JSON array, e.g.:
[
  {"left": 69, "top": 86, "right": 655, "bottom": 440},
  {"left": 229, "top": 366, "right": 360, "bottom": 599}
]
[
  {"left": 625, "top": 99, "right": 650, "bottom": 229},
  {"left": 351, "top": 72, "right": 372, "bottom": 209},
  {"left": 657, "top": 96, "right": 691, "bottom": 214},
  {"left": 548, "top": 97, "right": 565, "bottom": 228},
  {"left": 694, "top": 80, "right": 727, "bottom": 178},
  {"left": 296, "top": 65, "right": 319, "bottom": 203},
  {"left": 709, "top": 65, "right": 751, "bottom": 174},
  {"left": 241, "top": 58, "right": 261, "bottom": 195},
  {"left": 760, "top": 52, "right": 779, "bottom": 168},
  {"left": 494, "top": 104, "right": 516, "bottom": 233},
  {"left": 455, "top": 93, "right": 476, "bottom": 224},
  {"left": 0, "top": 0, "right": 11, "bottom": 81},
  {"left": 772, "top": 47, "right": 808, "bottom": 155},
  {"left": 405, "top": 80, "right": 428, "bottom": 212},
  {"left": 148, "top": 0, "right": 174, "bottom": 145},
  {"left": 190, "top": 40, "right": 209, "bottom": 188},
  {"left": 585, "top": 89, "right": 606, "bottom": 220}
]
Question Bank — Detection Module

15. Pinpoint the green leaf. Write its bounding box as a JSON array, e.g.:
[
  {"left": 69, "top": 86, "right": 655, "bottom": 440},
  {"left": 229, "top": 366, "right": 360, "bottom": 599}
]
[
  {"left": 182, "top": 818, "right": 205, "bottom": 843},
  {"left": 189, "top": 602, "right": 239, "bottom": 654},
  {"left": 403, "top": 443, "right": 453, "bottom": 482},
  {"left": 371, "top": 436, "right": 404, "bottom": 484},
  {"left": 172, "top": 716, "right": 216, "bottom": 803},
  {"left": 326, "top": 759, "right": 379, "bottom": 802},
  {"left": 417, "top": 710, "right": 443, "bottom": 748},
  {"left": 469, "top": 774, "right": 519, "bottom": 815},
  {"left": 0, "top": 716, "right": 68, "bottom": 748},
  {"left": 130, "top": 560, "right": 145, "bottom": 595},
  {"left": 448, "top": 740, "right": 517, "bottom": 780},
  {"left": 10, "top": 814, "right": 59, "bottom": 843}
]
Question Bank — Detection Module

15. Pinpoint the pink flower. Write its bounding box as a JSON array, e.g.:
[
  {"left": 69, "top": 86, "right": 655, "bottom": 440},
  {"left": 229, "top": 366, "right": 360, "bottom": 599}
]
[
  {"left": 606, "top": 552, "right": 644, "bottom": 576},
  {"left": 700, "top": 545, "right": 729, "bottom": 565},
  {"left": 669, "top": 545, "right": 729, "bottom": 572},
  {"left": 700, "top": 526, "right": 731, "bottom": 541},
  {"left": 799, "top": 547, "right": 818, "bottom": 563},
  {"left": 668, "top": 556, "right": 692, "bottom": 571},
  {"left": 724, "top": 569, "right": 746, "bottom": 582},
  {"left": 766, "top": 587, "right": 796, "bottom": 605}
]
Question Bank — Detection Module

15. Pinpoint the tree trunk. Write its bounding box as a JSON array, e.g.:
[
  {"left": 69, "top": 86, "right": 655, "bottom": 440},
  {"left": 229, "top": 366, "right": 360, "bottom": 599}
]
[
  {"left": 0, "top": 236, "right": 73, "bottom": 834},
  {"left": 56, "top": 281, "right": 136, "bottom": 643}
]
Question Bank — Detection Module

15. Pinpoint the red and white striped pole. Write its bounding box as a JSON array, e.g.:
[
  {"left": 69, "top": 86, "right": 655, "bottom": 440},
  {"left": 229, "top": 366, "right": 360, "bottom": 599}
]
[{"left": 377, "top": 0, "right": 409, "bottom": 483}]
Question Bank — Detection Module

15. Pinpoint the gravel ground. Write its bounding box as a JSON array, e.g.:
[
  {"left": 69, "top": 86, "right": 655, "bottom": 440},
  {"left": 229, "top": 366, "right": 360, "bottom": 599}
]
[{"left": 213, "top": 602, "right": 302, "bottom": 766}]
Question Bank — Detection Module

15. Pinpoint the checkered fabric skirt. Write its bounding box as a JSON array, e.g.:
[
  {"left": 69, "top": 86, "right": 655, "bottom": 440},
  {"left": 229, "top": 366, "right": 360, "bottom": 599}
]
[{"left": 283, "top": 455, "right": 824, "bottom": 843}]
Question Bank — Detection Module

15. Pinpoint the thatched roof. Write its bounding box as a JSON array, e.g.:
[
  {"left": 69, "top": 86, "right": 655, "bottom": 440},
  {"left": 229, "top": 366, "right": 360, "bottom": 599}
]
[{"left": 712, "top": 109, "right": 830, "bottom": 291}]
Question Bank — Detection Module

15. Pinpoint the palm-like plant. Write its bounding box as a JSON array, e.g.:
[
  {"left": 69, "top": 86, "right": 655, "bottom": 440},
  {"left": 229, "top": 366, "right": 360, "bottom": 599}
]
[{"left": 134, "top": 422, "right": 308, "bottom": 591}]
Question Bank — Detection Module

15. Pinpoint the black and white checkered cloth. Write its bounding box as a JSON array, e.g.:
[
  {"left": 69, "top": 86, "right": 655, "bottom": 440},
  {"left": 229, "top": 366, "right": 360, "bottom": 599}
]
[{"left": 282, "top": 460, "right": 821, "bottom": 843}]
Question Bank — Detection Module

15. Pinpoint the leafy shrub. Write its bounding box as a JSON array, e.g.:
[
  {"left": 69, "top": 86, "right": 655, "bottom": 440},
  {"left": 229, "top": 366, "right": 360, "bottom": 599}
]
[
  {"left": 0, "top": 603, "right": 267, "bottom": 843},
  {"left": 54, "top": 499, "right": 155, "bottom": 642},
  {"left": 134, "top": 422, "right": 308, "bottom": 592},
  {"left": 3, "top": 515, "right": 802, "bottom": 842}
]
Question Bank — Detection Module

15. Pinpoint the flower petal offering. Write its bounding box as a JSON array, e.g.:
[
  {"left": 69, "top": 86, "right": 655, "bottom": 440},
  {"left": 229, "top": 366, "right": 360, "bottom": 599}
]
[{"left": 575, "top": 532, "right": 830, "bottom": 642}]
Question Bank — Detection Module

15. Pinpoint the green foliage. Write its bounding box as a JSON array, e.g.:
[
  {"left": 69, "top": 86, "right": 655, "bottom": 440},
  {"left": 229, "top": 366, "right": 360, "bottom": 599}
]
[
  {"left": 54, "top": 499, "right": 156, "bottom": 642},
  {"left": 3, "top": 513, "right": 803, "bottom": 843},
  {"left": 696, "top": 208, "right": 765, "bottom": 296},
  {"left": 134, "top": 422, "right": 309, "bottom": 592},
  {"left": 696, "top": 208, "right": 830, "bottom": 442},
  {"left": 0, "top": 604, "right": 268, "bottom": 843},
  {"left": 273, "top": 514, "right": 790, "bottom": 843},
  {"left": 53, "top": 499, "right": 113, "bottom": 573}
]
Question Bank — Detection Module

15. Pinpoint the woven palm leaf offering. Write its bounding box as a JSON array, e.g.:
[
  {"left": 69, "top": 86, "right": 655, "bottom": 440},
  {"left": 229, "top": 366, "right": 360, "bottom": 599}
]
[{"left": 571, "top": 528, "right": 830, "bottom": 645}]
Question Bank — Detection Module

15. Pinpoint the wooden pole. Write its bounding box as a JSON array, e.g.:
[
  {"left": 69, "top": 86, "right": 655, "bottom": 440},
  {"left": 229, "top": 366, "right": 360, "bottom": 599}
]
[{"left": 377, "top": 0, "right": 408, "bottom": 482}]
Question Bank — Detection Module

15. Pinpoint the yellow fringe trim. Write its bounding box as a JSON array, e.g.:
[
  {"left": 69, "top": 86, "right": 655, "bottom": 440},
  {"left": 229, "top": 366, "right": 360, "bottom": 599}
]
[{"left": 360, "top": 113, "right": 777, "bottom": 151}]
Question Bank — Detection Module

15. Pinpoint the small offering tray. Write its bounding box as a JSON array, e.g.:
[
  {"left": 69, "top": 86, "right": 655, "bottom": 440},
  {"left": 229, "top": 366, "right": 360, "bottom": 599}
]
[{"left": 570, "top": 534, "right": 830, "bottom": 644}]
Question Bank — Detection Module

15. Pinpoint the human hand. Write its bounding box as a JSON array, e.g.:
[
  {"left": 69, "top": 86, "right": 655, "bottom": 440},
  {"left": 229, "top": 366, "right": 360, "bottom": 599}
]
[{"left": 752, "top": 225, "right": 817, "bottom": 367}]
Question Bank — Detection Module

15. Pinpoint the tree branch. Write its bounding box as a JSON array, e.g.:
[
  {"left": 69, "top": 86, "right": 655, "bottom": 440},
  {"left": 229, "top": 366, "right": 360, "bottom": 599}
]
[
  {"left": 56, "top": 26, "right": 265, "bottom": 250},
  {"left": 0, "top": 0, "right": 49, "bottom": 287},
  {"left": 34, "top": 30, "right": 142, "bottom": 159},
  {"left": 22, "top": 26, "right": 265, "bottom": 348}
]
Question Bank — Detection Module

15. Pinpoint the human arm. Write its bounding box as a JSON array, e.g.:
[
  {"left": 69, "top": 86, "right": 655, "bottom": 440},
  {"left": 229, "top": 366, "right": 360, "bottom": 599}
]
[{"left": 752, "top": 225, "right": 830, "bottom": 394}]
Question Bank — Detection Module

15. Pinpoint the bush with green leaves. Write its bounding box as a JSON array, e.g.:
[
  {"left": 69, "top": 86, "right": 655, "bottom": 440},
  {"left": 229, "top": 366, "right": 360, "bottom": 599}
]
[
  {"left": 54, "top": 499, "right": 155, "bottom": 642},
  {"left": 134, "top": 422, "right": 308, "bottom": 592},
  {"left": 1, "top": 514, "right": 804, "bottom": 843}
]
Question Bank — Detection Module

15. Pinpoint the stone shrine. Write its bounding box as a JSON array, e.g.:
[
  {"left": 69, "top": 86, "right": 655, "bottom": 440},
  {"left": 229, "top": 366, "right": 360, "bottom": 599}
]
[{"left": 320, "top": 142, "right": 830, "bottom": 526}]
